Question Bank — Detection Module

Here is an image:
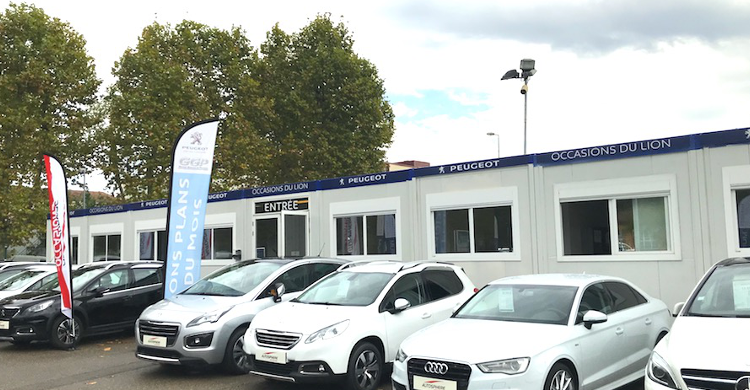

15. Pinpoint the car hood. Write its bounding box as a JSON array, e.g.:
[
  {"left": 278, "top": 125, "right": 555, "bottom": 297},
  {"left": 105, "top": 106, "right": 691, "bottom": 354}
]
[
  {"left": 253, "top": 301, "right": 367, "bottom": 334},
  {"left": 401, "top": 318, "right": 572, "bottom": 363},
  {"left": 661, "top": 316, "right": 750, "bottom": 370},
  {"left": 0, "top": 290, "right": 60, "bottom": 307},
  {"left": 140, "top": 294, "right": 244, "bottom": 320}
]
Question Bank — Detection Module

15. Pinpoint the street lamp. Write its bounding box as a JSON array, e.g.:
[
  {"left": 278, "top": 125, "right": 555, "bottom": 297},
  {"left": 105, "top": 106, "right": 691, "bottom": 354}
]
[
  {"left": 486, "top": 132, "right": 500, "bottom": 158},
  {"left": 501, "top": 58, "right": 537, "bottom": 155}
]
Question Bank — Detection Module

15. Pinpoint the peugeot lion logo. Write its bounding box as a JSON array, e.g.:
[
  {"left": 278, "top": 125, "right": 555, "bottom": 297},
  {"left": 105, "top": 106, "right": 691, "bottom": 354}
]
[
  {"left": 424, "top": 361, "right": 449, "bottom": 375},
  {"left": 736, "top": 376, "right": 750, "bottom": 390},
  {"left": 190, "top": 132, "right": 203, "bottom": 145},
  {"left": 0, "top": 309, "right": 4, "bottom": 317}
]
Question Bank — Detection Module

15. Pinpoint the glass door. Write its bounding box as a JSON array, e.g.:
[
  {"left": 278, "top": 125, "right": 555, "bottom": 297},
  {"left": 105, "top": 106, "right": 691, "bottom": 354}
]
[{"left": 254, "top": 211, "right": 308, "bottom": 259}]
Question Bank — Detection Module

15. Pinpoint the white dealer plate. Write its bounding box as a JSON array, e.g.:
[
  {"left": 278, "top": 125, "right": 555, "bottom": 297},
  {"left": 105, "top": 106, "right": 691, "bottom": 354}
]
[
  {"left": 256, "top": 350, "right": 288, "bottom": 364},
  {"left": 142, "top": 335, "right": 167, "bottom": 347},
  {"left": 0, "top": 320, "right": 9, "bottom": 330},
  {"left": 413, "top": 375, "right": 457, "bottom": 390}
]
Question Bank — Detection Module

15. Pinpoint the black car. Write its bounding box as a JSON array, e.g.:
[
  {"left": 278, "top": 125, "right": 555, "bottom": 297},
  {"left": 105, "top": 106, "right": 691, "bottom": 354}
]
[{"left": 0, "top": 261, "right": 163, "bottom": 348}]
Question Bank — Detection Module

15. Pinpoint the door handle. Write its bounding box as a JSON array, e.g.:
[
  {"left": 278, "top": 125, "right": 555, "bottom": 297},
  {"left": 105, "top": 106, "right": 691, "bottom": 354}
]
[
  {"left": 645, "top": 318, "right": 652, "bottom": 325},
  {"left": 421, "top": 313, "right": 432, "bottom": 319},
  {"left": 615, "top": 327, "right": 624, "bottom": 335}
]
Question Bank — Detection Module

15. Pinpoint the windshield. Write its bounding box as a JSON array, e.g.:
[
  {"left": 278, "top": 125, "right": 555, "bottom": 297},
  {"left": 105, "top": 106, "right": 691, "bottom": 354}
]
[
  {"left": 686, "top": 263, "right": 750, "bottom": 317},
  {"left": 0, "top": 270, "right": 47, "bottom": 291},
  {"left": 0, "top": 269, "right": 25, "bottom": 283},
  {"left": 39, "top": 267, "right": 107, "bottom": 293},
  {"left": 455, "top": 284, "right": 578, "bottom": 325},
  {"left": 294, "top": 271, "right": 393, "bottom": 306},
  {"left": 181, "top": 261, "right": 284, "bottom": 297}
]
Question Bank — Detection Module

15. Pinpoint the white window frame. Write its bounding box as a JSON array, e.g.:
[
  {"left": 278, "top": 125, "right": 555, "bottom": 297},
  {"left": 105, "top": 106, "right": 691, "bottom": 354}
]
[
  {"left": 70, "top": 226, "right": 80, "bottom": 265},
  {"left": 723, "top": 165, "right": 750, "bottom": 256},
  {"left": 554, "top": 175, "right": 681, "bottom": 262},
  {"left": 89, "top": 223, "right": 124, "bottom": 263},
  {"left": 134, "top": 219, "right": 167, "bottom": 261},
  {"left": 329, "top": 197, "right": 401, "bottom": 261},
  {"left": 426, "top": 187, "right": 520, "bottom": 262},
  {"left": 202, "top": 213, "right": 236, "bottom": 265}
]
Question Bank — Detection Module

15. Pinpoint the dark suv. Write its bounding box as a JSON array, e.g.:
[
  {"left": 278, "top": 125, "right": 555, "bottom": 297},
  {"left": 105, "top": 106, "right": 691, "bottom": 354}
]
[{"left": 0, "top": 261, "right": 163, "bottom": 348}]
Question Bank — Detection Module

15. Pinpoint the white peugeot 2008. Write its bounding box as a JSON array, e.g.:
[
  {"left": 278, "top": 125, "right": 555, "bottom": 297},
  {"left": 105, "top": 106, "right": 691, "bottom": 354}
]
[
  {"left": 243, "top": 261, "right": 476, "bottom": 390},
  {"left": 392, "top": 273, "right": 671, "bottom": 390},
  {"left": 645, "top": 257, "right": 750, "bottom": 390}
]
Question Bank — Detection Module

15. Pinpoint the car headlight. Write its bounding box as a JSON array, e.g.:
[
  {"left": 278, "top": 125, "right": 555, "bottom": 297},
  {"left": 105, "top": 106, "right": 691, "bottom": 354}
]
[
  {"left": 477, "top": 357, "right": 530, "bottom": 374},
  {"left": 647, "top": 351, "right": 680, "bottom": 389},
  {"left": 305, "top": 320, "right": 349, "bottom": 344},
  {"left": 395, "top": 347, "right": 408, "bottom": 362},
  {"left": 187, "top": 307, "right": 233, "bottom": 327},
  {"left": 26, "top": 300, "right": 55, "bottom": 313}
]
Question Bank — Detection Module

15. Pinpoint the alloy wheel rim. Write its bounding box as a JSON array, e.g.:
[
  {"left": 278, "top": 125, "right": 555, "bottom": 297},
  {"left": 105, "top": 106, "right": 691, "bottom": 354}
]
[
  {"left": 56, "top": 318, "right": 79, "bottom": 346},
  {"left": 550, "top": 369, "right": 574, "bottom": 390},
  {"left": 354, "top": 350, "right": 379, "bottom": 389},
  {"left": 232, "top": 335, "right": 249, "bottom": 370}
]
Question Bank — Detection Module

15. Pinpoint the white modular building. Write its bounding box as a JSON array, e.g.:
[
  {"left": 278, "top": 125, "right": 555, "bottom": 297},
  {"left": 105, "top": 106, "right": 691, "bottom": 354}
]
[{"left": 49, "top": 126, "right": 750, "bottom": 308}]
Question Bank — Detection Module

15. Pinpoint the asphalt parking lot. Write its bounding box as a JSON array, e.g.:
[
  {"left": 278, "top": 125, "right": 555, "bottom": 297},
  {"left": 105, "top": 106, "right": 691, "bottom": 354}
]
[{"left": 0, "top": 332, "right": 644, "bottom": 390}]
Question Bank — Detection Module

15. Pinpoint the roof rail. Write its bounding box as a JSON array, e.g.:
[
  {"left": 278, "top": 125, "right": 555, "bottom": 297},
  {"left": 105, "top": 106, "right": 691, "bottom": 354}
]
[
  {"left": 338, "top": 260, "right": 398, "bottom": 271},
  {"left": 398, "top": 260, "right": 454, "bottom": 271}
]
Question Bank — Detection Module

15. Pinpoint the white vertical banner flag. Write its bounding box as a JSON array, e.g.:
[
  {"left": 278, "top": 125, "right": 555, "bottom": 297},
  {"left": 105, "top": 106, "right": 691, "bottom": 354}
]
[
  {"left": 43, "top": 154, "right": 73, "bottom": 319},
  {"left": 164, "top": 119, "right": 219, "bottom": 299}
]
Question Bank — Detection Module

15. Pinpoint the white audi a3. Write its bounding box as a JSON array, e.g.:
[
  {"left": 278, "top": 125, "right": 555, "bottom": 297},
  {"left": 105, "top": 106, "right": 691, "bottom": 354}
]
[{"left": 392, "top": 273, "right": 671, "bottom": 390}]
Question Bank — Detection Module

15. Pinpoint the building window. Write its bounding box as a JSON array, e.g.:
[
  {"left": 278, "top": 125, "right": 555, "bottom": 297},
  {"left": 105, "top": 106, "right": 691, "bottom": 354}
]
[
  {"left": 737, "top": 189, "right": 750, "bottom": 249},
  {"left": 71, "top": 236, "right": 78, "bottom": 265},
  {"left": 561, "top": 197, "right": 669, "bottom": 256},
  {"left": 555, "top": 174, "right": 679, "bottom": 261},
  {"left": 139, "top": 230, "right": 167, "bottom": 261},
  {"left": 336, "top": 214, "right": 396, "bottom": 256},
  {"left": 202, "top": 227, "right": 233, "bottom": 260},
  {"left": 93, "top": 234, "right": 121, "bottom": 261},
  {"left": 434, "top": 206, "right": 513, "bottom": 254}
]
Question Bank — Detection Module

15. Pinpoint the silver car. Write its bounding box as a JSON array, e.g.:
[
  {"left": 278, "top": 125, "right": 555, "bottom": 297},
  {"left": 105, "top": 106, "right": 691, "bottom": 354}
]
[{"left": 135, "top": 257, "right": 346, "bottom": 374}]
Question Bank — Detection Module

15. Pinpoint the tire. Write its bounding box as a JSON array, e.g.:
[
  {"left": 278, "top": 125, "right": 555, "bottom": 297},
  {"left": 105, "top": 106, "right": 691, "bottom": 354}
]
[
  {"left": 49, "top": 315, "right": 83, "bottom": 350},
  {"left": 221, "top": 325, "right": 251, "bottom": 375},
  {"left": 544, "top": 362, "right": 577, "bottom": 390},
  {"left": 346, "top": 341, "right": 383, "bottom": 390}
]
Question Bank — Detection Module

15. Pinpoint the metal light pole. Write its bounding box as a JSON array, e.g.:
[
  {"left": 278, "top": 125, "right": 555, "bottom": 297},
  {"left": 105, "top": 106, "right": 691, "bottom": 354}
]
[
  {"left": 487, "top": 132, "right": 500, "bottom": 158},
  {"left": 501, "top": 59, "right": 537, "bottom": 155}
]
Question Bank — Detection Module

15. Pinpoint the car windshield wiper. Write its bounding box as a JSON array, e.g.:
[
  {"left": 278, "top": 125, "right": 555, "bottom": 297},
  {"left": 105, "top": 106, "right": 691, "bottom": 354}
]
[
  {"left": 685, "top": 312, "right": 724, "bottom": 318},
  {"left": 304, "top": 301, "right": 344, "bottom": 306},
  {"left": 181, "top": 292, "right": 221, "bottom": 296}
]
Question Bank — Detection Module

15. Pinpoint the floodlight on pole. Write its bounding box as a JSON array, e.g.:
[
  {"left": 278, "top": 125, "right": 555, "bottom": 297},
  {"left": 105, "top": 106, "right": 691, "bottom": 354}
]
[
  {"left": 487, "top": 132, "right": 500, "bottom": 158},
  {"left": 501, "top": 58, "right": 537, "bottom": 155}
]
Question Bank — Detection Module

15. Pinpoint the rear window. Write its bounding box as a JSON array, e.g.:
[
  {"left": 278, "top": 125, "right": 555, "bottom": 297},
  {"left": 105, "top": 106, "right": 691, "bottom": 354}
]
[{"left": 422, "top": 269, "right": 463, "bottom": 301}]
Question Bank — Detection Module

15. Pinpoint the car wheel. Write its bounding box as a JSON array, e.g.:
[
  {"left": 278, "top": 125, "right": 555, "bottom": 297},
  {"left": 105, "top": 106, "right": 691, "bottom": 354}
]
[
  {"left": 49, "top": 315, "right": 82, "bottom": 350},
  {"left": 346, "top": 341, "right": 382, "bottom": 390},
  {"left": 221, "top": 325, "right": 251, "bottom": 375},
  {"left": 544, "top": 362, "right": 577, "bottom": 390}
]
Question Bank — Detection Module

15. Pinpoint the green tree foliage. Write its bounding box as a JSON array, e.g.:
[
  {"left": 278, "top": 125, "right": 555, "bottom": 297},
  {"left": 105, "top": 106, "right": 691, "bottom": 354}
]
[
  {"left": 98, "top": 21, "right": 271, "bottom": 201},
  {"left": 0, "top": 3, "right": 100, "bottom": 252},
  {"left": 257, "top": 14, "right": 394, "bottom": 183}
]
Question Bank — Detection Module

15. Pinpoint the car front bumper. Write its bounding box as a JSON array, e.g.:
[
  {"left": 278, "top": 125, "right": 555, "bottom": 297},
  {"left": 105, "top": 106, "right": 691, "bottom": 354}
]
[
  {"left": 392, "top": 357, "right": 541, "bottom": 390},
  {"left": 134, "top": 319, "right": 231, "bottom": 367}
]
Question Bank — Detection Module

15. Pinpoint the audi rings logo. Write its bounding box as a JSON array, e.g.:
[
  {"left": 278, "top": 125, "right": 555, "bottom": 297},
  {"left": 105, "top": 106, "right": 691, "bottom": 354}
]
[
  {"left": 736, "top": 376, "right": 750, "bottom": 390},
  {"left": 424, "top": 361, "right": 449, "bottom": 375}
]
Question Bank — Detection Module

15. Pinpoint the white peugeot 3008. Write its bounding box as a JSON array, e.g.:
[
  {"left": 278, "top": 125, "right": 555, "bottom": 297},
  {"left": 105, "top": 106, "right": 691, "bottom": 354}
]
[{"left": 243, "top": 261, "right": 476, "bottom": 390}]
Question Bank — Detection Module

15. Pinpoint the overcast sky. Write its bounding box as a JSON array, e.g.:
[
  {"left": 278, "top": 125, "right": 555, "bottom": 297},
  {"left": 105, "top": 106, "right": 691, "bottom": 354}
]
[{"left": 5, "top": 0, "right": 750, "bottom": 192}]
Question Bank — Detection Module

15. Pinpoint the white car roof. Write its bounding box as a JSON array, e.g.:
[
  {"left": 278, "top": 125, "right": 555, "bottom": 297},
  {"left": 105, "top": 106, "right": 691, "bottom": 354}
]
[
  {"left": 341, "top": 260, "right": 458, "bottom": 274},
  {"left": 490, "top": 273, "right": 623, "bottom": 288}
]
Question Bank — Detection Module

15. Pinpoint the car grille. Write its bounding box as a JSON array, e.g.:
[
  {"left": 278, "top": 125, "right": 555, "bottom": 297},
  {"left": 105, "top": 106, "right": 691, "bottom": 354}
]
[
  {"left": 681, "top": 368, "right": 750, "bottom": 390},
  {"left": 255, "top": 329, "right": 301, "bottom": 350},
  {"left": 0, "top": 308, "right": 20, "bottom": 319},
  {"left": 138, "top": 320, "right": 180, "bottom": 347},
  {"left": 408, "top": 358, "right": 472, "bottom": 390}
]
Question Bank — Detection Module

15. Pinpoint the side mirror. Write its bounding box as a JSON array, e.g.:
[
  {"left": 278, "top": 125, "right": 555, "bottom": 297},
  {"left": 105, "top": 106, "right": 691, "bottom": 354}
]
[
  {"left": 390, "top": 298, "right": 411, "bottom": 314},
  {"left": 89, "top": 286, "right": 109, "bottom": 297},
  {"left": 583, "top": 310, "right": 607, "bottom": 329},
  {"left": 673, "top": 302, "right": 685, "bottom": 317},
  {"left": 270, "top": 282, "right": 286, "bottom": 303}
]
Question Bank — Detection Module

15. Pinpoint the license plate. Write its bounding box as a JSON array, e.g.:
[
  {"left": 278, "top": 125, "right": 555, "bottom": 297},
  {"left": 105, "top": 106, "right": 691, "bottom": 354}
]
[
  {"left": 142, "top": 335, "right": 167, "bottom": 347},
  {"left": 413, "top": 375, "right": 457, "bottom": 390},
  {"left": 0, "top": 320, "right": 8, "bottom": 330},
  {"left": 256, "top": 350, "right": 288, "bottom": 364}
]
